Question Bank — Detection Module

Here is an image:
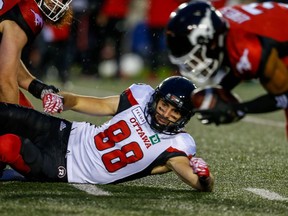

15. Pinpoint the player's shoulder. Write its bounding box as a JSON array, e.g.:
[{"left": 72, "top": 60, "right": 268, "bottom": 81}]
[
  {"left": 171, "top": 132, "right": 197, "bottom": 156},
  {"left": 129, "top": 82, "right": 152, "bottom": 89},
  {"left": 0, "top": 0, "right": 20, "bottom": 16},
  {"left": 225, "top": 30, "right": 262, "bottom": 78},
  {"left": 129, "top": 83, "right": 154, "bottom": 96}
]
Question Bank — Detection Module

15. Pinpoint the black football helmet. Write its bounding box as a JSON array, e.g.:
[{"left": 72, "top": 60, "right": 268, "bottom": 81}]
[
  {"left": 145, "top": 76, "right": 196, "bottom": 134},
  {"left": 166, "top": 1, "right": 227, "bottom": 83},
  {"left": 35, "top": 0, "right": 72, "bottom": 22}
]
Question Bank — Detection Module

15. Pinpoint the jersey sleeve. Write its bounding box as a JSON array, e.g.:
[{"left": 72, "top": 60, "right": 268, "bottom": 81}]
[
  {"left": 226, "top": 30, "right": 262, "bottom": 79},
  {"left": 172, "top": 133, "right": 197, "bottom": 157},
  {"left": 151, "top": 133, "right": 197, "bottom": 167},
  {"left": 116, "top": 83, "right": 154, "bottom": 114},
  {"left": 0, "top": 0, "right": 20, "bottom": 15},
  {"left": 0, "top": 0, "right": 44, "bottom": 44},
  {"left": 129, "top": 83, "right": 154, "bottom": 99}
]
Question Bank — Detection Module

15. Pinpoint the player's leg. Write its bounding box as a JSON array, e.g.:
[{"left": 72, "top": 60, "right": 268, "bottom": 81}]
[
  {"left": 0, "top": 134, "right": 31, "bottom": 181},
  {"left": 0, "top": 102, "right": 69, "bottom": 143},
  {"left": 0, "top": 103, "right": 72, "bottom": 181},
  {"left": 0, "top": 134, "right": 31, "bottom": 175},
  {"left": 0, "top": 91, "right": 34, "bottom": 180},
  {"left": 0, "top": 135, "right": 68, "bottom": 182},
  {"left": 19, "top": 127, "right": 71, "bottom": 182}
]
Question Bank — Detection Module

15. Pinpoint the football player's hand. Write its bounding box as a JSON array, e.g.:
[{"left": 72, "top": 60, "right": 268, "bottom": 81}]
[
  {"left": 42, "top": 92, "right": 64, "bottom": 114},
  {"left": 190, "top": 157, "right": 210, "bottom": 179},
  {"left": 194, "top": 102, "right": 245, "bottom": 125}
]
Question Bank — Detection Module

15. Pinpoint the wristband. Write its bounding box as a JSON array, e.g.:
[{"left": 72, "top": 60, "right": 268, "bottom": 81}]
[
  {"left": 28, "top": 79, "right": 47, "bottom": 99},
  {"left": 28, "top": 79, "right": 60, "bottom": 99}
]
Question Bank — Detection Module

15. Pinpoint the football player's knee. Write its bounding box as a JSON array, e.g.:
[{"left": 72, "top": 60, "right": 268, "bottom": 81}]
[{"left": 0, "top": 134, "right": 22, "bottom": 163}]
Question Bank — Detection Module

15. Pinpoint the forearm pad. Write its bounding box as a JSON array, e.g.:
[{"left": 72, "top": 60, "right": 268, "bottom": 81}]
[{"left": 28, "top": 79, "right": 59, "bottom": 99}]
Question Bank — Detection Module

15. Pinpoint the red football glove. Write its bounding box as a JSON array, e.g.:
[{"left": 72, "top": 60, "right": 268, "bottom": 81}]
[
  {"left": 42, "top": 92, "right": 64, "bottom": 114},
  {"left": 190, "top": 157, "right": 210, "bottom": 178}
]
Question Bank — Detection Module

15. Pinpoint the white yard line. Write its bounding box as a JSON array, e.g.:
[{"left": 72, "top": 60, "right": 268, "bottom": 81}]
[
  {"left": 244, "top": 188, "right": 288, "bottom": 201},
  {"left": 243, "top": 116, "right": 285, "bottom": 127},
  {"left": 71, "top": 184, "right": 110, "bottom": 196}
]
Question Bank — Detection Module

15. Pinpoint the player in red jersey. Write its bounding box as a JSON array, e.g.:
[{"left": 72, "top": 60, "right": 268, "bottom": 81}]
[
  {"left": 0, "top": 0, "right": 72, "bottom": 104},
  {"left": 0, "top": 0, "right": 72, "bottom": 179},
  {"left": 166, "top": 1, "right": 288, "bottom": 135}
]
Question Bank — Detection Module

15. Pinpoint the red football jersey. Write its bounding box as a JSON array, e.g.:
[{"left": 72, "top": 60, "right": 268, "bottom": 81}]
[
  {"left": 220, "top": 2, "right": 288, "bottom": 79},
  {"left": 0, "top": 0, "right": 21, "bottom": 15},
  {"left": 0, "top": 0, "right": 44, "bottom": 42}
]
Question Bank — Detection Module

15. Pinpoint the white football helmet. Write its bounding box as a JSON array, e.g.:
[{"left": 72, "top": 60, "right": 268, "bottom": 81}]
[{"left": 35, "top": 0, "right": 72, "bottom": 22}]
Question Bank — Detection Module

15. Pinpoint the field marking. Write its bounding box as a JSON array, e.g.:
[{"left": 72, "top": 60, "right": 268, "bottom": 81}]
[
  {"left": 71, "top": 184, "right": 110, "bottom": 196},
  {"left": 244, "top": 188, "right": 288, "bottom": 201},
  {"left": 243, "top": 116, "right": 285, "bottom": 128}
]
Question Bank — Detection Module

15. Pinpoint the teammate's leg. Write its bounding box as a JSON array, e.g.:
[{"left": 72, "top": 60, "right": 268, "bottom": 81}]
[
  {"left": 0, "top": 134, "right": 31, "bottom": 174},
  {"left": 0, "top": 102, "right": 65, "bottom": 143},
  {"left": 0, "top": 102, "right": 72, "bottom": 181}
]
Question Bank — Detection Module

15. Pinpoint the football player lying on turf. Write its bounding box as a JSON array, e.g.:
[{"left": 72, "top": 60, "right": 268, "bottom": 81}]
[{"left": 0, "top": 76, "right": 214, "bottom": 192}]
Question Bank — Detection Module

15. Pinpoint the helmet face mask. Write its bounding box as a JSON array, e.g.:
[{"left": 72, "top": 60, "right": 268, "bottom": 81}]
[
  {"left": 145, "top": 76, "right": 196, "bottom": 134},
  {"left": 166, "top": 1, "right": 227, "bottom": 83},
  {"left": 169, "top": 44, "right": 221, "bottom": 83},
  {"left": 35, "top": 0, "right": 72, "bottom": 22}
]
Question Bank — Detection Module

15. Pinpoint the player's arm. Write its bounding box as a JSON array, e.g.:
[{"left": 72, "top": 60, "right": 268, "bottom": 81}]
[
  {"left": 60, "top": 91, "right": 120, "bottom": 116},
  {"left": 231, "top": 48, "right": 288, "bottom": 114},
  {"left": 195, "top": 48, "right": 288, "bottom": 125},
  {"left": 219, "top": 70, "right": 242, "bottom": 91},
  {"left": 165, "top": 156, "right": 214, "bottom": 192},
  {"left": 17, "top": 60, "right": 36, "bottom": 91},
  {"left": 0, "top": 20, "right": 27, "bottom": 103}
]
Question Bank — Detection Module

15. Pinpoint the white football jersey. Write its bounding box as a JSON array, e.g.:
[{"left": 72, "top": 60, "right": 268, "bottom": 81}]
[{"left": 66, "top": 84, "right": 196, "bottom": 184}]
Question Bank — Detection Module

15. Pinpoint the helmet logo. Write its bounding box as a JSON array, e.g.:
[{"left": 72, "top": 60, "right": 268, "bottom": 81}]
[
  {"left": 188, "top": 9, "right": 214, "bottom": 45},
  {"left": 166, "top": 93, "right": 183, "bottom": 108}
]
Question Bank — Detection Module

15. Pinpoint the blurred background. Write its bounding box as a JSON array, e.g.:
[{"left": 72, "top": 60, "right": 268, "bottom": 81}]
[{"left": 22, "top": 0, "right": 269, "bottom": 90}]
